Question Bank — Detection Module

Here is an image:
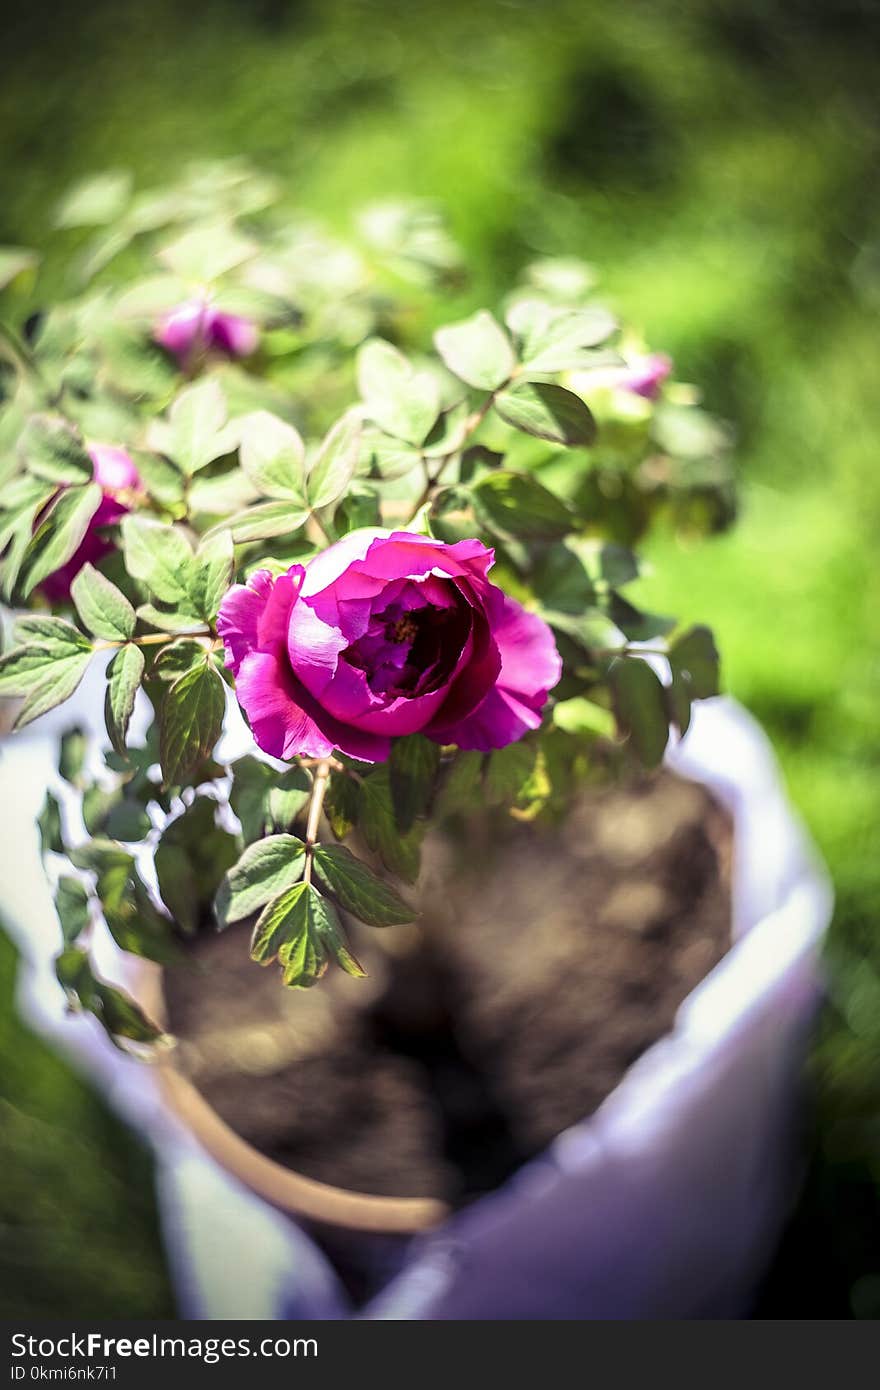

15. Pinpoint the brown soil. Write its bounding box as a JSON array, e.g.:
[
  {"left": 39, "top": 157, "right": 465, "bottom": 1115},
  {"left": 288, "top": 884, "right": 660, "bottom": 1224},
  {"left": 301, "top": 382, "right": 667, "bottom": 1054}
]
[{"left": 163, "top": 770, "right": 732, "bottom": 1208}]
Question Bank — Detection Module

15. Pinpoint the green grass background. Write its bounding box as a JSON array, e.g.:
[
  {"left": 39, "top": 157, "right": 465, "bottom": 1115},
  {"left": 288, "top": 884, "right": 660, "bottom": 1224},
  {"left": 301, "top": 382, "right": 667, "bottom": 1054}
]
[{"left": 1, "top": 0, "right": 879, "bottom": 1316}]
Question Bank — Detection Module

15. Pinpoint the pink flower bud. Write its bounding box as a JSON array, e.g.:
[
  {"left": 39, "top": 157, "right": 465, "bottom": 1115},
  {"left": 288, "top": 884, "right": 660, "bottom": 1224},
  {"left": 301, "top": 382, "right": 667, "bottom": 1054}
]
[
  {"left": 40, "top": 446, "right": 142, "bottom": 602},
  {"left": 155, "top": 299, "right": 258, "bottom": 363}
]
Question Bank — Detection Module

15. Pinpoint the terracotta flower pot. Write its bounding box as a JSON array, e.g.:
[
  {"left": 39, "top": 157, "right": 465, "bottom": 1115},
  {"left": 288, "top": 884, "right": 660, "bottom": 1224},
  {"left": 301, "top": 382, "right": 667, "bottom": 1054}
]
[{"left": 0, "top": 674, "right": 831, "bottom": 1319}]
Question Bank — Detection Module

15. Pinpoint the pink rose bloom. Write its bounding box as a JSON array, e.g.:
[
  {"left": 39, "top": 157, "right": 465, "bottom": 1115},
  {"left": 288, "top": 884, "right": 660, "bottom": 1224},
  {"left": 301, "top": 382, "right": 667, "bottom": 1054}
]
[
  {"left": 41, "top": 445, "right": 141, "bottom": 602},
  {"left": 155, "top": 299, "right": 259, "bottom": 363},
  {"left": 217, "top": 529, "right": 561, "bottom": 763}
]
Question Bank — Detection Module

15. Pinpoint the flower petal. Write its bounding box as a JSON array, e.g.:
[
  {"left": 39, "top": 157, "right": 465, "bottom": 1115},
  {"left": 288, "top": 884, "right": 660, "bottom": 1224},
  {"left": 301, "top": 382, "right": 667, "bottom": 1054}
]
[{"left": 430, "top": 594, "right": 560, "bottom": 751}]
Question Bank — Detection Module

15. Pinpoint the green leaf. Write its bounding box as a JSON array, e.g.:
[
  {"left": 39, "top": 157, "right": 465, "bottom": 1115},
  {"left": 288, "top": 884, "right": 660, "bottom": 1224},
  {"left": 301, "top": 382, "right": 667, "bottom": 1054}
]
[
  {"left": 215, "top": 834, "right": 307, "bottom": 927},
  {"left": 266, "top": 768, "right": 311, "bottom": 830},
  {"left": 552, "top": 695, "right": 616, "bottom": 738},
  {"left": 94, "top": 854, "right": 179, "bottom": 964},
  {"left": 668, "top": 625, "right": 720, "bottom": 701},
  {"left": 578, "top": 540, "right": 640, "bottom": 590},
  {"left": 155, "top": 796, "right": 238, "bottom": 935},
  {"left": 37, "top": 790, "right": 64, "bottom": 854},
  {"left": 21, "top": 483, "right": 103, "bottom": 596},
  {"left": 104, "top": 643, "right": 144, "bottom": 756},
  {"left": 18, "top": 415, "right": 92, "bottom": 484},
  {"left": 238, "top": 410, "right": 306, "bottom": 500},
  {"left": 307, "top": 411, "right": 362, "bottom": 510},
  {"left": 190, "top": 530, "right": 233, "bottom": 622},
  {"left": 312, "top": 843, "right": 414, "bottom": 927},
  {"left": 324, "top": 769, "right": 360, "bottom": 839},
  {"left": 152, "top": 639, "right": 209, "bottom": 683},
  {"left": 55, "top": 170, "right": 131, "bottom": 227},
  {"left": 508, "top": 301, "right": 617, "bottom": 372},
  {"left": 82, "top": 786, "right": 147, "bottom": 840},
  {"left": 336, "top": 484, "right": 382, "bottom": 536},
  {"left": 0, "top": 488, "right": 55, "bottom": 600},
  {"left": 103, "top": 799, "right": 152, "bottom": 842},
  {"left": 389, "top": 734, "right": 441, "bottom": 831},
  {"left": 69, "top": 839, "right": 134, "bottom": 875},
  {"left": 92, "top": 980, "right": 166, "bottom": 1049},
  {"left": 608, "top": 596, "right": 675, "bottom": 643},
  {"left": 0, "top": 245, "right": 38, "bottom": 290},
  {"left": 360, "top": 430, "right": 421, "bottom": 479},
  {"left": 0, "top": 633, "right": 86, "bottom": 697},
  {"left": 250, "top": 881, "right": 364, "bottom": 988},
  {"left": 12, "top": 651, "right": 92, "bottom": 729},
  {"left": 359, "top": 767, "right": 424, "bottom": 883},
  {"left": 356, "top": 338, "right": 440, "bottom": 446},
  {"left": 81, "top": 789, "right": 118, "bottom": 837},
  {"left": 55, "top": 948, "right": 165, "bottom": 1050},
  {"left": 55, "top": 876, "right": 90, "bottom": 945},
  {"left": 434, "top": 310, "right": 516, "bottom": 391},
  {"left": 436, "top": 749, "right": 484, "bottom": 818},
  {"left": 160, "top": 222, "right": 256, "bottom": 283},
  {"left": 609, "top": 658, "right": 669, "bottom": 768},
  {"left": 652, "top": 403, "right": 729, "bottom": 461},
  {"left": 159, "top": 660, "right": 226, "bottom": 786},
  {"left": 167, "top": 379, "right": 234, "bottom": 475},
  {"left": 135, "top": 452, "right": 186, "bottom": 508},
  {"left": 59, "top": 726, "right": 88, "bottom": 784},
  {"left": 494, "top": 381, "right": 597, "bottom": 447},
  {"left": 13, "top": 616, "right": 91, "bottom": 654},
  {"left": 121, "top": 515, "right": 195, "bottom": 604},
  {"left": 473, "top": 469, "right": 572, "bottom": 539},
  {"left": 667, "top": 668, "right": 693, "bottom": 738},
  {"left": 221, "top": 499, "right": 311, "bottom": 543},
  {"left": 486, "top": 738, "right": 540, "bottom": 806},
  {"left": 228, "top": 755, "right": 276, "bottom": 842},
  {"left": 667, "top": 626, "right": 720, "bottom": 737},
  {"left": 71, "top": 562, "right": 136, "bottom": 640},
  {"left": 137, "top": 604, "right": 206, "bottom": 634},
  {"left": 188, "top": 468, "right": 255, "bottom": 518}
]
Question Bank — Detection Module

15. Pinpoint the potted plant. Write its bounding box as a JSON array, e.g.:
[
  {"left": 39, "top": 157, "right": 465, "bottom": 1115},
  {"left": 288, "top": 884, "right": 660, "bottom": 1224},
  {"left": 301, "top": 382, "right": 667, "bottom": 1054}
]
[{"left": 0, "top": 162, "right": 827, "bottom": 1318}]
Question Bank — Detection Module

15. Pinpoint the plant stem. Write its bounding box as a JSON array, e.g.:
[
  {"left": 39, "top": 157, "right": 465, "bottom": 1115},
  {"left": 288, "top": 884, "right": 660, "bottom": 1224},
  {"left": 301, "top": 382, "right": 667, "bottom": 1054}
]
[
  {"left": 303, "top": 759, "right": 332, "bottom": 884},
  {"left": 406, "top": 386, "right": 504, "bottom": 524},
  {"left": 0, "top": 319, "right": 47, "bottom": 387},
  {"left": 92, "top": 627, "right": 213, "bottom": 653}
]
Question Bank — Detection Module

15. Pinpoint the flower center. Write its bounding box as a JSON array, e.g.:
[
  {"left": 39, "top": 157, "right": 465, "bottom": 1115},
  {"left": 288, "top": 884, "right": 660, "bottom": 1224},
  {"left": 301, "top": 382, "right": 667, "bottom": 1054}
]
[
  {"left": 343, "top": 582, "right": 471, "bottom": 700},
  {"left": 391, "top": 614, "right": 419, "bottom": 644}
]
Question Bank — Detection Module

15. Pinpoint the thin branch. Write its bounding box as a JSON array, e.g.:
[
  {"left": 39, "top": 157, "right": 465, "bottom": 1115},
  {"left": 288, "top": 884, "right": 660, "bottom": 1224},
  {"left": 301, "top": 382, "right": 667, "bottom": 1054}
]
[
  {"left": 92, "top": 627, "right": 213, "bottom": 653},
  {"left": 406, "top": 386, "right": 505, "bottom": 524},
  {"left": 303, "top": 759, "right": 332, "bottom": 884}
]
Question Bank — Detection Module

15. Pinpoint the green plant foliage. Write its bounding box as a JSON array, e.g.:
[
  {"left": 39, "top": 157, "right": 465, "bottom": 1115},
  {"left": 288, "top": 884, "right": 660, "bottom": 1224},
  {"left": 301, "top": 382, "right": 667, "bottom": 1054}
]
[
  {"left": 249, "top": 882, "right": 364, "bottom": 988},
  {"left": 0, "top": 153, "right": 730, "bottom": 1044},
  {"left": 158, "top": 659, "right": 226, "bottom": 786},
  {"left": 434, "top": 310, "right": 515, "bottom": 391},
  {"left": 215, "top": 834, "right": 307, "bottom": 927},
  {"left": 312, "top": 843, "right": 414, "bottom": 927},
  {"left": 389, "top": 733, "right": 442, "bottom": 831},
  {"left": 155, "top": 796, "right": 238, "bottom": 935}
]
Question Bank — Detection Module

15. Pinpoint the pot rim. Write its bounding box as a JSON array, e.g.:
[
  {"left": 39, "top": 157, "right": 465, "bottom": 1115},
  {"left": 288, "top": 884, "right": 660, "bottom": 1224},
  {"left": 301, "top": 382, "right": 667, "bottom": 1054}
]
[{"left": 139, "top": 965, "right": 451, "bottom": 1235}]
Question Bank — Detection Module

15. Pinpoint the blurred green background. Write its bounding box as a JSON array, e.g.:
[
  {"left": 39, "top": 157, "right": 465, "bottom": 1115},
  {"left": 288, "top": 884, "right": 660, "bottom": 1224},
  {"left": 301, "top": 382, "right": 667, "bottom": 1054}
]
[{"left": 2, "top": 0, "right": 879, "bottom": 1316}]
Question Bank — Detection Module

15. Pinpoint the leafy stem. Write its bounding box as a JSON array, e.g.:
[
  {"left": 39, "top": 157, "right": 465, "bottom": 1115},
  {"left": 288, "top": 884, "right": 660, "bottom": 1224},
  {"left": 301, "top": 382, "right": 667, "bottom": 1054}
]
[
  {"left": 303, "top": 758, "right": 332, "bottom": 885},
  {"left": 0, "top": 319, "right": 50, "bottom": 391},
  {"left": 407, "top": 383, "right": 507, "bottom": 523},
  {"left": 92, "top": 627, "right": 214, "bottom": 653}
]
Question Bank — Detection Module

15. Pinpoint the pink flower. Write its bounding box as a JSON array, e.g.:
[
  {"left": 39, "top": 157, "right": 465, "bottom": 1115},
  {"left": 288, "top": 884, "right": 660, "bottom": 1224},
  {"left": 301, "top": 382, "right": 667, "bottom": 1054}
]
[
  {"left": 584, "top": 352, "right": 672, "bottom": 401},
  {"left": 217, "top": 529, "right": 562, "bottom": 763},
  {"left": 623, "top": 353, "right": 672, "bottom": 399},
  {"left": 155, "top": 299, "right": 259, "bottom": 363},
  {"left": 41, "top": 446, "right": 141, "bottom": 602}
]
